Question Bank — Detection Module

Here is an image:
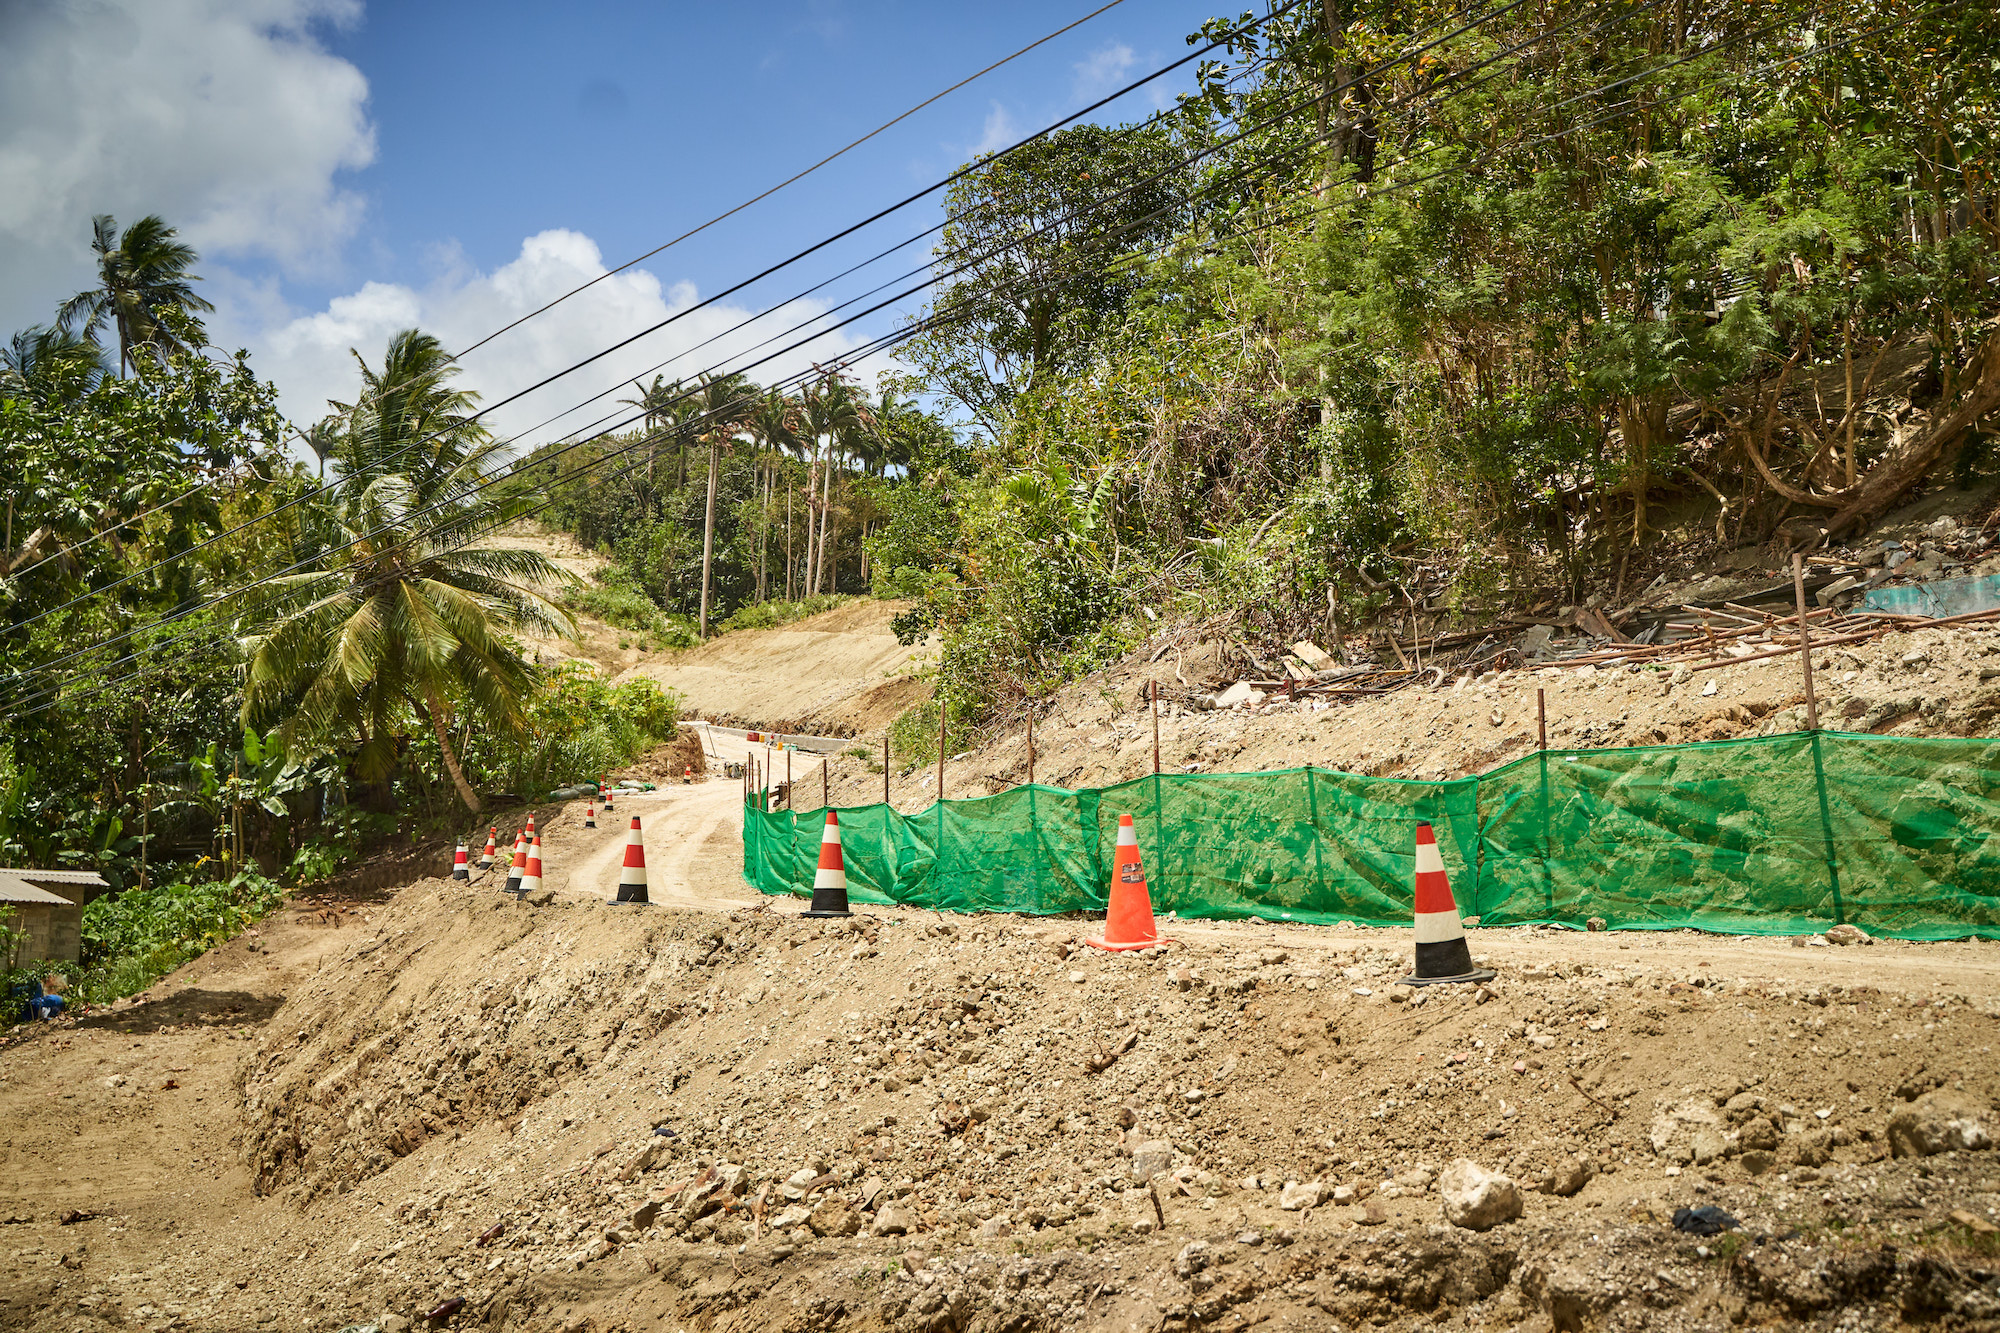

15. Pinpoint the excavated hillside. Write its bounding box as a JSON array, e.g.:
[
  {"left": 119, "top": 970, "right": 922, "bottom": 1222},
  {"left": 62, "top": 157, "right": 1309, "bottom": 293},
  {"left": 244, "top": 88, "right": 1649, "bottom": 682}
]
[{"left": 3, "top": 846, "right": 1999, "bottom": 1332}]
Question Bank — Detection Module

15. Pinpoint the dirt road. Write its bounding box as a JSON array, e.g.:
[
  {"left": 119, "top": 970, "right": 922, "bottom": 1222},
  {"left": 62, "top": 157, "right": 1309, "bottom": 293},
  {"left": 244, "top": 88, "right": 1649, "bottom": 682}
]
[{"left": 557, "top": 724, "right": 824, "bottom": 909}]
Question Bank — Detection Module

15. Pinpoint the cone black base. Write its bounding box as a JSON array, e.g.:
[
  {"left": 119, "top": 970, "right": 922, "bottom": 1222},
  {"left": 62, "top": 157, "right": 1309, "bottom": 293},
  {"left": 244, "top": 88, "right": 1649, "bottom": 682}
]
[
  {"left": 802, "top": 884, "right": 851, "bottom": 916},
  {"left": 615, "top": 888, "right": 650, "bottom": 904},
  {"left": 1399, "top": 938, "right": 1494, "bottom": 986}
]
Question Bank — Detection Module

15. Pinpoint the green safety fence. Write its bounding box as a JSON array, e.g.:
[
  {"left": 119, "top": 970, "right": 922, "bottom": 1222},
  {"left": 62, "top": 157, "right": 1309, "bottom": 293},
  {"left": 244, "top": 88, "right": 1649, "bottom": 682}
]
[{"left": 742, "top": 731, "right": 2000, "bottom": 939}]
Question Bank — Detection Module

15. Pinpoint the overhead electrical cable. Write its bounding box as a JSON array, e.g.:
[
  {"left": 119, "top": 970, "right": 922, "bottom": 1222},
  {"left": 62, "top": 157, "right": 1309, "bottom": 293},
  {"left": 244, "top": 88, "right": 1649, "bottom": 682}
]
[
  {"left": 9, "top": 0, "right": 1796, "bottom": 714},
  {"left": 11, "top": 2, "right": 1768, "bottom": 716},
  {"left": 1, "top": 0, "right": 1706, "bottom": 707},
  {"left": 2, "top": 0, "right": 1311, "bottom": 638}
]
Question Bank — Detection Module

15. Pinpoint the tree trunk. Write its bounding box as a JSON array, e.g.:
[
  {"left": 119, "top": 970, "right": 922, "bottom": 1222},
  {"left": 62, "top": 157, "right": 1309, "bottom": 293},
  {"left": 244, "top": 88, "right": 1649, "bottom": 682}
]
[
  {"left": 1825, "top": 337, "right": 2000, "bottom": 539},
  {"left": 424, "top": 686, "right": 482, "bottom": 813},
  {"left": 699, "top": 436, "right": 721, "bottom": 638}
]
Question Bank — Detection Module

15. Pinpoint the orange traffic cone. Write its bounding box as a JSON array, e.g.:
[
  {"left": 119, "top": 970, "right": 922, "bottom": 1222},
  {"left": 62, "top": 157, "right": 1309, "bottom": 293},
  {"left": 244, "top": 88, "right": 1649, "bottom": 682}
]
[
  {"left": 1088, "top": 814, "right": 1170, "bottom": 951},
  {"left": 615, "top": 816, "right": 648, "bottom": 904},
  {"left": 525, "top": 813, "right": 537, "bottom": 837},
  {"left": 802, "top": 811, "right": 851, "bottom": 917},
  {"left": 584, "top": 800, "right": 596, "bottom": 829},
  {"left": 451, "top": 841, "right": 470, "bottom": 881},
  {"left": 479, "top": 827, "right": 497, "bottom": 870},
  {"left": 503, "top": 830, "right": 526, "bottom": 894},
  {"left": 1399, "top": 821, "right": 1494, "bottom": 986},
  {"left": 517, "top": 833, "right": 544, "bottom": 898}
]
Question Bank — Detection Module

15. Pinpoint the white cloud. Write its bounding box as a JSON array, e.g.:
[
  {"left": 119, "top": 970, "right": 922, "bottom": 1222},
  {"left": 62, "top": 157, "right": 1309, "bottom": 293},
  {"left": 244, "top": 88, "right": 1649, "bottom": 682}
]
[
  {"left": 234, "top": 229, "right": 873, "bottom": 455},
  {"left": 971, "top": 102, "right": 1018, "bottom": 158},
  {"left": 0, "top": 0, "right": 374, "bottom": 330},
  {"left": 1072, "top": 41, "right": 1136, "bottom": 103}
]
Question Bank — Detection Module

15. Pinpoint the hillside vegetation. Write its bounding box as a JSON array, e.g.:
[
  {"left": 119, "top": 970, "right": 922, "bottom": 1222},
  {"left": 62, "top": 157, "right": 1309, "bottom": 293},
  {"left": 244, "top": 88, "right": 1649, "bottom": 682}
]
[{"left": 1, "top": 0, "right": 1996, "bottom": 930}]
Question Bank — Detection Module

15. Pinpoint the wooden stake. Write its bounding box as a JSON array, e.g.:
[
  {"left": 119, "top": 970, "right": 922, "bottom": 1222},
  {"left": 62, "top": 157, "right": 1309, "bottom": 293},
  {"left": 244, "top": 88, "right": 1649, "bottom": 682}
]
[
  {"left": 1151, "top": 681, "right": 1161, "bottom": 775},
  {"left": 883, "top": 734, "right": 890, "bottom": 806},
  {"left": 1027, "top": 712, "right": 1035, "bottom": 787},
  {"left": 822, "top": 755, "right": 828, "bottom": 810},
  {"left": 787, "top": 748, "right": 793, "bottom": 808},
  {"left": 1537, "top": 688, "right": 1548, "bottom": 751},
  {"left": 936, "top": 702, "right": 946, "bottom": 804},
  {"left": 1793, "top": 553, "right": 1820, "bottom": 731}
]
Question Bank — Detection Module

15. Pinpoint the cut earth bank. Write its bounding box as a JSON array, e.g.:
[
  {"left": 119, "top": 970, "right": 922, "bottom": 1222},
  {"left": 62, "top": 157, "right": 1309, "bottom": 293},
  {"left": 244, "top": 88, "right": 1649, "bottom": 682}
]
[{"left": 2, "top": 833, "right": 1998, "bottom": 1332}]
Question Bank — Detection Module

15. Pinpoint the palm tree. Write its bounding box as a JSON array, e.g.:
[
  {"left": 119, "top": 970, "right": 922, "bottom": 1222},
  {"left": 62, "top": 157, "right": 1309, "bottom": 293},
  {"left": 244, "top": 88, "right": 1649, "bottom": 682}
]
[
  {"left": 746, "top": 389, "right": 801, "bottom": 602},
  {"left": 56, "top": 214, "right": 214, "bottom": 376},
  {"left": 240, "top": 329, "right": 575, "bottom": 813},
  {"left": 0, "top": 325, "right": 108, "bottom": 404},
  {"left": 690, "top": 371, "right": 757, "bottom": 638},
  {"left": 298, "top": 415, "right": 344, "bottom": 481},
  {"left": 618, "top": 374, "right": 686, "bottom": 494}
]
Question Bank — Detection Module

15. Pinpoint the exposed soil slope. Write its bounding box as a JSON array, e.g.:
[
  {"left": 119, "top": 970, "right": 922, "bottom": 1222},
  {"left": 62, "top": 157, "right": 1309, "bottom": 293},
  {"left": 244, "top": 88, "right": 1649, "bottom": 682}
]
[
  {"left": 617, "top": 598, "right": 928, "bottom": 736},
  {"left": 4, "top": 783, "right": 1998, "bottom": 1332}
]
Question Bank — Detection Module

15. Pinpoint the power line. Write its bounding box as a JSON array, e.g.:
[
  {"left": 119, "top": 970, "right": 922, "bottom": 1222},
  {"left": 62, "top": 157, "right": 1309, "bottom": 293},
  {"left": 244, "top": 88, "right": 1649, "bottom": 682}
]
[
  {"left": 2, "top": 0, "right": 1309, "bottom": 642},
  {"left": 0, "top": 0, "right": 1736, "bottom": 717},
  {"left": 8, "top": 0, "right": 1812, "bottom": 718}
]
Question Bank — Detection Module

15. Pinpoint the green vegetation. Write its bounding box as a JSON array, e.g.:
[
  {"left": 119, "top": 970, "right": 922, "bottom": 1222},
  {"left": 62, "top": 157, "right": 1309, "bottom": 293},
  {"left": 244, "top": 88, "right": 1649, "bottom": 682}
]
[{"left": 3, "top": 2, "right": 1996, "bottom": 995}]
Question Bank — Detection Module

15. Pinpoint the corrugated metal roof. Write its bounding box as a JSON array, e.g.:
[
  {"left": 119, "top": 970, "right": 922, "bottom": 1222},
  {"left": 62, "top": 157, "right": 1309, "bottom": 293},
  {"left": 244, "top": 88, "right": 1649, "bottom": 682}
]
[
  {"left": 0, "top": 874, "right": 80, "bottom": 905},
  {"left": 0, "top": 868, "right": 105, "bottom": 905},
  {"left": 0, "top": 868, "right": 108, "bottom": 886}
]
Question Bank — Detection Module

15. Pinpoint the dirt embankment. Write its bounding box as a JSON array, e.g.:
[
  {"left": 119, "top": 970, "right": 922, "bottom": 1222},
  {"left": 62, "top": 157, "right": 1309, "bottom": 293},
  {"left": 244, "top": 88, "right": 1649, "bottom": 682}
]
[
  {"left": 4, "top": 860, "right": 1998, "bottom": 1332},
  {"left": 826, "top": 619, "right": 2000, "bottom": 816},
  {"left": 616, "top": 597, "right": 929, "bottom": 736}
]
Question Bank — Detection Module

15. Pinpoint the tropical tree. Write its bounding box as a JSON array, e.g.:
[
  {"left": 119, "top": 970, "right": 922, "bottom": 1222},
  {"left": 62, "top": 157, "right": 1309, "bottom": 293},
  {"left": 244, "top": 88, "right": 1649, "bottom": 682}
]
[
  {"left": 240, "top": 329, "right": 576, "bottom": 813},
  {"left": 297, "top": 415, "right": 343, "bottom": 481},
  {"left": 690, "top": 371, "right": 757, "bottom": 637},
  {"left": 56, "top": 214, "right": 214, "bottom": 376},
  {"left": 746, "top": 389, "right": 800, "bottom": 601},
  {"left": 619, "top": 373, "right": 688, "bottom": 495},
  {"left": 0, "top": 325, "right": 107, "bottom": 405}
]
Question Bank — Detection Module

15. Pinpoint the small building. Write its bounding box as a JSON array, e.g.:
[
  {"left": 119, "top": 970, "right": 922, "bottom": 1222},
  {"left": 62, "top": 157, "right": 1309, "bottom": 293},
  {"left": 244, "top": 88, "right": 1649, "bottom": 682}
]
[{"left": 0, "top": 869, "right": 108, "bottom": 967}]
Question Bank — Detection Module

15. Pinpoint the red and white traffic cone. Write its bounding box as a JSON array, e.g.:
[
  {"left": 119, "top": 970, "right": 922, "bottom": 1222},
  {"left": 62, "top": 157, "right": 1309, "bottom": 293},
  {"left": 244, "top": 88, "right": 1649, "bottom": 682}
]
[
  {"left": 615, "top": 816, "right": 648, "bottom": 904},
  {"left": 525, "top": 813, "right": 537, "bottom": 837},
  {"left": 1399, "top": 821, "right": 1494, "bottom": 986},
  {"left": 452, "top": 841, "right": 470, "bottom": 881},
  {"left": 682, "top": 764, "right": 692, "bottom": 785},
  {"left": 802, "top": 811, "right": 851, "bottom": 918},
  {"left": 517, "top": 832, "right": 544, "bottom": 897},
  {"left": 602, "top": 779, "right": 615, "bottom": 813},
  {"left": 584, "top": 800, "right": 596, "bottom": 829},
  {"left": 479, "top": 827, "right": 497, "bottom": 870},
  {"left": 503, "top": 830, "right": 526, "bottom": 894},
  {"left": 1088, "top": 814, "right": 1169, "bottom": 951}
]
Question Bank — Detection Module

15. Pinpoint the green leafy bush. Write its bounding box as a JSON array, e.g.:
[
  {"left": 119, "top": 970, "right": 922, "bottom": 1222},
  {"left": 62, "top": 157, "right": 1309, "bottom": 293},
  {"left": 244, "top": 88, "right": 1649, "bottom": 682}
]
[
  {"left": 67, "top": 870, "right": 286, "bottom": 1003},
  {"left": 718, "top": 593, "right": 852, "bottom": 633}
]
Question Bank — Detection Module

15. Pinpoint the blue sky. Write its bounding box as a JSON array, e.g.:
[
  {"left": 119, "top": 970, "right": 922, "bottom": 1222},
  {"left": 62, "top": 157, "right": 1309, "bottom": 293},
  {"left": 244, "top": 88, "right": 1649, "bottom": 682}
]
[{"left": 1, "top": 0, "right": 1239, "bottom": 447}]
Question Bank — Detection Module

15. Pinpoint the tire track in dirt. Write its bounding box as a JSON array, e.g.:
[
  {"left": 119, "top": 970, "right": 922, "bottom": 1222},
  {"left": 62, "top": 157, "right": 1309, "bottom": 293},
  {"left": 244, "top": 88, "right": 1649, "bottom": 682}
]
[{"left": 557, "top": 725, "right": 825, "bottom": 909}]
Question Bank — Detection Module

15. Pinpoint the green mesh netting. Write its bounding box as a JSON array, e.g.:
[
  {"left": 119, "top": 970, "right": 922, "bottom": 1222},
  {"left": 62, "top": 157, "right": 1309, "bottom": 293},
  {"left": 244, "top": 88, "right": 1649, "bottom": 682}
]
[{"left": 742, "top": 733, "right": 2000, "bottom": 939}]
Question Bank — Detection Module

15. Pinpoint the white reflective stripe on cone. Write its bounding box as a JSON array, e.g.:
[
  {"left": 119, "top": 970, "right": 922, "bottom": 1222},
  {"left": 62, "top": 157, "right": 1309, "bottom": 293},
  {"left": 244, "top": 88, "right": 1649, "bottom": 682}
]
[
  {"left": 1414, "top": 909, "right": 1465, "bottom": 945},
  {"left": 1414, "top": 837, "right": 1447, "bottom": 875}
]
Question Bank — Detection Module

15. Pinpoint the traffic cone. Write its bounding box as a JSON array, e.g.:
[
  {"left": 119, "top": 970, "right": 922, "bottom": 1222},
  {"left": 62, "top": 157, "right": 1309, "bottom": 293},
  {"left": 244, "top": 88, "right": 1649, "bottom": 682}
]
[
  {"left": 479, "top": 827, "right": 497, "bottom": 870},
  {"left": 615, "top": 816, "right": 649, "bottom": 904},
  {"left": 451, "top": 841, "right": 470, "bottom": 881},
  {"left": 801, "top": 811, "right": 852, "bottom": 918},
  {"left": 525, "top": 813, "right": 537, "bottom": 837},
  {"left": 1399, "top": 821, "right": 1494, "bottom": 986},
  {"left": 682, "top": 764, "right": 692, "bottom": 785},
  {"left": 584, "top": 800, "right": 596, "bottom": 829},
  {"left": 602, "top": 779, "right": 615, "bottom": 813},
  {"left": 503, "top": 830, "right": 526, "bottom": 894},
  {"left": 518, "top": 832, "right": 543, "bottom": 898},
  {"left": 1087, "top": 814, "right": 1170, "bottom": 951}
]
